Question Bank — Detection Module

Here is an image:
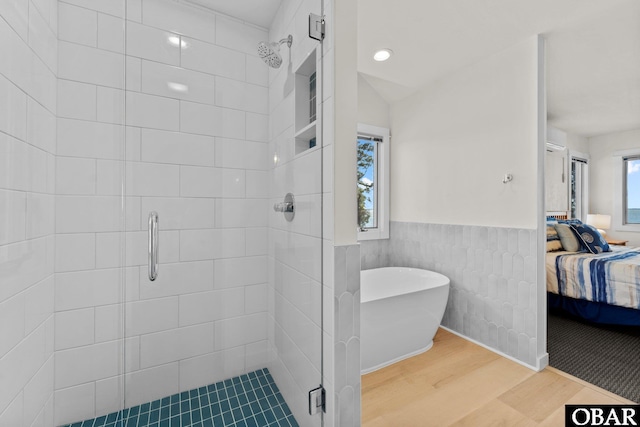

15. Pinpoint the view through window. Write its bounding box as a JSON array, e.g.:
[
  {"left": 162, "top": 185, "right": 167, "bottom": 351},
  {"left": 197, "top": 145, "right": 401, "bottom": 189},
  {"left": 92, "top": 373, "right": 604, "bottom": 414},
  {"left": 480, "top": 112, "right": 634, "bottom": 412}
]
[
  {"left": 626, "top": 156, "right": 640, "bottom": 224},
  {"left": 357, "top": 136, "right": 378, "bottom": 230}
]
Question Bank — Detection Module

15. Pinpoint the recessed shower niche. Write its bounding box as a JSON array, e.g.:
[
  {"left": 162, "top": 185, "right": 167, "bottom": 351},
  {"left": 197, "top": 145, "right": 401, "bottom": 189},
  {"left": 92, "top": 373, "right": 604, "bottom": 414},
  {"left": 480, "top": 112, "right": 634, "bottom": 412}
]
[{"left": 294, "top": 48, "right": 320, "bottom": 155}]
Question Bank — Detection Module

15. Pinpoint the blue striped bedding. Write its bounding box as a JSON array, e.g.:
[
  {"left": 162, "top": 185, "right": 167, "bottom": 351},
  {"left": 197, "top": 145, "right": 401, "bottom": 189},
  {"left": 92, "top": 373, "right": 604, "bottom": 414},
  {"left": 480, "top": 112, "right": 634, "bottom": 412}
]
[{"left": 546, "top": 246, "right": 640, "bottom": 310}]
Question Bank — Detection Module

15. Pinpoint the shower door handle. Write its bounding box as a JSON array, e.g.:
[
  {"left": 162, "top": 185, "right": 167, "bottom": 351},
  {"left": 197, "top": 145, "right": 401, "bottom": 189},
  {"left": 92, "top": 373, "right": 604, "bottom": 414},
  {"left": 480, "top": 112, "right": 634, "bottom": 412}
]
[{"left": 148, "top": 212, "right": 159, "bottom": 281}]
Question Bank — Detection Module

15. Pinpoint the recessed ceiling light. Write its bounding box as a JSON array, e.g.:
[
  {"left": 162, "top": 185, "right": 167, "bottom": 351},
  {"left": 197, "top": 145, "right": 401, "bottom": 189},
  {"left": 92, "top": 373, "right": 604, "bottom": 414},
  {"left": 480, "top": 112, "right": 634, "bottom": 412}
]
[{"left": 373, "top": 49, "right": 393, "bottom": 61}]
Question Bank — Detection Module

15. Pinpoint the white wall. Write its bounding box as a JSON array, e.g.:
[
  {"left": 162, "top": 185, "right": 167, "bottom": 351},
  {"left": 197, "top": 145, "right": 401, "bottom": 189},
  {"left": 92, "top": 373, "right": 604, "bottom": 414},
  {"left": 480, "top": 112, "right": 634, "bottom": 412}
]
[
  {"left": 390, "top": 37, "right": 540, "bottom": 230},
  {"left": 54, "top": 1, "right": 272, "bottom": 425},
  {"left": 330, "top": 0, "right": 361, "bottom": 425},
  {"left": 371, "top": 36, "right": 547, "bottom": 369},
  {"left": 566, "top": 132, "right": 589, "bottom": 154},
  {"left": 588, "top": 128, "right": 640, "bottom": 246},
  {"left": 0, "top": 0, "right": 57, "bottom": 426},
  {"left": 358, "top": 74, "right": 390, "bottom": 132},
  {"left": 333, "top": 0, "right": 358, "bottom": 246}
]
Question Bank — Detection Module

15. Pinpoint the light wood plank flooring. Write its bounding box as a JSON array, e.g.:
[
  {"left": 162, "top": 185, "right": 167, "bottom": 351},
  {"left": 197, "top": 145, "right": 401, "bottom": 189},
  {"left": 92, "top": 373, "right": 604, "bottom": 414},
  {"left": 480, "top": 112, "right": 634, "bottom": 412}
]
[{"left": 362, "top": 328, "right": 634, "bottom": 427}]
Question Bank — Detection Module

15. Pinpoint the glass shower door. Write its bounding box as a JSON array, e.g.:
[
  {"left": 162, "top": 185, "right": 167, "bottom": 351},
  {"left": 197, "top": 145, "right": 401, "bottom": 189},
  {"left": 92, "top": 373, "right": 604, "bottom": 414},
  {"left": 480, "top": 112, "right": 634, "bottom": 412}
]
[
  {"left": 1, "top": 0, "right": 322, "bottom": 425},
  {"left": 121, "top": 0, "right": 272, "bottom": 417},
  {"left": 119, "top": 1, "right": 324, "bottom": 426}
]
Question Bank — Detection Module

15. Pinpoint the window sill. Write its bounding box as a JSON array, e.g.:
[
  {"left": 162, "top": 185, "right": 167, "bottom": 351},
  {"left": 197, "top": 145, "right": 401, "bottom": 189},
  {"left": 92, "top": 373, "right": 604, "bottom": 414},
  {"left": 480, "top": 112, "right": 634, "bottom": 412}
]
[
  {"left": 357, "top": 229, "right": 389, "bottom": 241},
  {"left": 613, "top": 225, "right": 640, "bottom": 233}
]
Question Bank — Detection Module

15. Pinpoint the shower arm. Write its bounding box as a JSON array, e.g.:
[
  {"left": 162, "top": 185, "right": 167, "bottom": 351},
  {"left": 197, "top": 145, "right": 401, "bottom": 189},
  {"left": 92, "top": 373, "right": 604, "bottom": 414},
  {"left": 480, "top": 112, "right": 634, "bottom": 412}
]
[{"left": 278, "top": 35, "right": 293, "bottom": 48}]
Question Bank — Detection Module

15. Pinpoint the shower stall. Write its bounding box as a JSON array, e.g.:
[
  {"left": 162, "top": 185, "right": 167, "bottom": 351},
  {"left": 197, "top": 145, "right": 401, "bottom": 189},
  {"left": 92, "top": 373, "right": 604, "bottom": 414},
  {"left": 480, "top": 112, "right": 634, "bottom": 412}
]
[{"left": 0, "top": 0, "right": 334, "bottom": 426}]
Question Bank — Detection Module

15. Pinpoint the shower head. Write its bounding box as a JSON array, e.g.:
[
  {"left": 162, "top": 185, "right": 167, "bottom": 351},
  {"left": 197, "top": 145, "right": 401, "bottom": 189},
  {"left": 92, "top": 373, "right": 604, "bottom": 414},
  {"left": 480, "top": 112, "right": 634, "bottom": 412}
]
[{"left": 257, "top": 35, "right": 293, "bottom": 68}]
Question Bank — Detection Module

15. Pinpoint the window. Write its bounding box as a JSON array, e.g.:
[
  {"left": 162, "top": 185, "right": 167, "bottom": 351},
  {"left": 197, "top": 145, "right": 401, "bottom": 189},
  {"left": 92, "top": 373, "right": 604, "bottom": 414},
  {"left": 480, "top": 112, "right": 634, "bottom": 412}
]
[
  {"left": 613, "top": 150, "right": 640, "bottom": 232},
  {"left": 570, "top": 155, "right": 588, "bottom": 222},
  {"left": 357, "top": 136, "right": 377, "bottom": 229},
  {"left": 624, "top": 156, "right": 640, "bottom": 224},
  {"left": 357, "top": 124, "right": 389, "bottom": 240}
]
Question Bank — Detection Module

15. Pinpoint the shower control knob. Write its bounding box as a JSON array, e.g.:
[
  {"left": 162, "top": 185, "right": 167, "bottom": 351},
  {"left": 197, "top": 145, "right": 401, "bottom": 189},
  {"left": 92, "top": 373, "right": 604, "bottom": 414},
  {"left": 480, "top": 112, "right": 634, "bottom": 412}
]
[
  {"left": 274, "top": 193, "right": 295, "bottom": 222},
  {"left": 273, "top": 202, "right": 294, "bottom": 213}
]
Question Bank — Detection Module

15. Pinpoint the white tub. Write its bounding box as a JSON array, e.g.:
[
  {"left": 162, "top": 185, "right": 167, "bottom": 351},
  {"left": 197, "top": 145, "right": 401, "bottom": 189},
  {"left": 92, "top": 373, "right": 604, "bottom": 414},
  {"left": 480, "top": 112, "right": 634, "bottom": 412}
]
[{"left": 360, "top": 267, "right": 450, "bottom": 374}]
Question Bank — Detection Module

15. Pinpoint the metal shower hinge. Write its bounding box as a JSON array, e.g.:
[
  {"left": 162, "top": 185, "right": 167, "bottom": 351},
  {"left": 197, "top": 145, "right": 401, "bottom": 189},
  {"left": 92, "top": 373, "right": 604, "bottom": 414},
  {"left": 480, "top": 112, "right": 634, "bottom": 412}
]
[
  {"left": 308, "top": 385, "right": 325, "bottom": 415},
  {"left": 309, "top": 13, "right": 325, "bottom": 41}
]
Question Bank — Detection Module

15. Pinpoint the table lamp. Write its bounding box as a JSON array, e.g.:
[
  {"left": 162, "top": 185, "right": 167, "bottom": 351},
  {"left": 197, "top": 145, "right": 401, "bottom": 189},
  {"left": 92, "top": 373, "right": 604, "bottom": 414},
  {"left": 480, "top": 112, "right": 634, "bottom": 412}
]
[{"left": 586, "top": 214, "right": 611, "bottom": 238}]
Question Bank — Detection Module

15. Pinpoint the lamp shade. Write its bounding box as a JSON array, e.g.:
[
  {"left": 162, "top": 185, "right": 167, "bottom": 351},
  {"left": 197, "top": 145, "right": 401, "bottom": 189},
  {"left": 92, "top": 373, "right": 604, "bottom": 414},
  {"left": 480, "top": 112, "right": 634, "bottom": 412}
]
[{"left": 586, "top": 214, "right": 611, "bottom": 230}]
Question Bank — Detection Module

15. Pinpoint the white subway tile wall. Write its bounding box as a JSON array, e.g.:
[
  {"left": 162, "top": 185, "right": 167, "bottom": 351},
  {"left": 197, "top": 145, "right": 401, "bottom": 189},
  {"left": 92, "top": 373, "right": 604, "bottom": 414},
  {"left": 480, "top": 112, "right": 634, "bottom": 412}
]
[
  {"left": 0, "top": 0, "right": 336, "bottom": 425},
  {"left": 360, "top": 221, "right": 541, "bottom": 367},
  {"left": 51, "top": 0, "right": 280, "bottom": 424},
  {"left": 0, "top": 0, "right": 57, "bottom": 425},
  {"left": 264, "top": 0, "right": 329, "bottom": 426}
]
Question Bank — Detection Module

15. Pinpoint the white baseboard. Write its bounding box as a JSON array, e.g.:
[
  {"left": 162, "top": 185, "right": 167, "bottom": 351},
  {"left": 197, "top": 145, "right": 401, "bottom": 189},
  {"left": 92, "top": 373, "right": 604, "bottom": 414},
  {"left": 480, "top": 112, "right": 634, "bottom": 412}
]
[{"left": 440, "top": 326, "right": 548, "bottom": 372}]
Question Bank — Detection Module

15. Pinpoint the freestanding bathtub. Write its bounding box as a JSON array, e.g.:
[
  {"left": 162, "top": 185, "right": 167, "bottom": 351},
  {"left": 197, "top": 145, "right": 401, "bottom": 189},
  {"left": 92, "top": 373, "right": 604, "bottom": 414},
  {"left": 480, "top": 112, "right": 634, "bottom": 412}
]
[{"left": 360, "top": 267, "right": 450, "bottom": 374}]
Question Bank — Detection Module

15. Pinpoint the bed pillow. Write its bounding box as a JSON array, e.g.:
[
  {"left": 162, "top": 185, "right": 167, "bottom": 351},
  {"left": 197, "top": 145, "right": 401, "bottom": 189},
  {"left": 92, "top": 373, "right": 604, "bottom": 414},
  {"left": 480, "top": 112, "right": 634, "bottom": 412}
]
[
  {"left": 554, "top": 223, "right": 582, "bottom": 252},
  {"left": 546, "top": 218, "right": 559, "bottom": 242},
  {"left": 546, "top": 240, "right": 563, "bottom": 252},
  {"left": 570, "top": 223, "right": 611, "bottom": 254}
]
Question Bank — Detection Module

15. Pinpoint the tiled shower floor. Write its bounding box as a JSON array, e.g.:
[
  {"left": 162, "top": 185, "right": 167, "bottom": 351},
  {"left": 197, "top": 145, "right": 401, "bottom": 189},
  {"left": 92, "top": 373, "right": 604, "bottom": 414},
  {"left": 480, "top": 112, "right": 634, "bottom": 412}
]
[{"left": 61, "top": 369, "right": 299, "bottom": 427}]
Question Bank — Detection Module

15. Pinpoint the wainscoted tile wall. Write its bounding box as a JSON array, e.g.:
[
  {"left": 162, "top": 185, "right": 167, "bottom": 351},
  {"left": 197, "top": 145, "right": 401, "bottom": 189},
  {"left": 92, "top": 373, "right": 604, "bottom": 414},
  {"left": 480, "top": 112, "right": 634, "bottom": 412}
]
[
  {"left": 54, "top": 1, "right": 271, "bottom": 425},
  {"left": 333, "top": 245, "right": 361, "bottom": 427},
  {"left": 0, "top": 0, "right": 57, "bottom": 425},
  {"left": 360, "top": 221, "right": 540, "bottom": 367}
]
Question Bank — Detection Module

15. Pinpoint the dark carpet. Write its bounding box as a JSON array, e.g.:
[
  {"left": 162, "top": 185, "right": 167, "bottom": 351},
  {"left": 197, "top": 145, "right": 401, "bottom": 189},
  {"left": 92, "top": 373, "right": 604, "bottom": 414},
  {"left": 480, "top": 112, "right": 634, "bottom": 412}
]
[{"left": 547, "top": 311, "right": 640, "bottom": 403}]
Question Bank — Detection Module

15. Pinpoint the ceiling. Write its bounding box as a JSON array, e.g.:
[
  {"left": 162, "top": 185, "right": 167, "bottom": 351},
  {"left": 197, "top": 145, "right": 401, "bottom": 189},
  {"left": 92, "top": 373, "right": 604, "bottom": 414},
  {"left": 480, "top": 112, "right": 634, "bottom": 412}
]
[
  {"left": 358, "top": 0, "right": 640, "bottom": 138},
  {"left": 190, "top": 0, "right": 640, "bottom": 138}
]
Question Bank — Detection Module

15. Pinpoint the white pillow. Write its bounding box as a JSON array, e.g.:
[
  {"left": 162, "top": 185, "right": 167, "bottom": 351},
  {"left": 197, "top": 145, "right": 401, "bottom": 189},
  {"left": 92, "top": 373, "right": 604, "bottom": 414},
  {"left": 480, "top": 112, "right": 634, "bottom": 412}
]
[{"left": 554, "top": 224, "right": 581, "bottom": 252}]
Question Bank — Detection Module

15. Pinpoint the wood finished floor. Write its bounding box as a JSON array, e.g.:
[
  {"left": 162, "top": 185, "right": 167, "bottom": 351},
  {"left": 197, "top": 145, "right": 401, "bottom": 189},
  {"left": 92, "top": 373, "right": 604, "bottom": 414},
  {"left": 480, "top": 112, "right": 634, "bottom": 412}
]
[{"left": 362, "top": 328, "right": 634, "bottom": 427}]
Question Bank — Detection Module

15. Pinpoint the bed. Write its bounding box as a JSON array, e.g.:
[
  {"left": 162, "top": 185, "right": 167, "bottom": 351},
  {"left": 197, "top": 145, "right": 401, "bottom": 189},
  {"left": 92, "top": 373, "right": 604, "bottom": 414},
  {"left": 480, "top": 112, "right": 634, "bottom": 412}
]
[{"left": 546, "top": 247, "right": 640, "bottom": 326}]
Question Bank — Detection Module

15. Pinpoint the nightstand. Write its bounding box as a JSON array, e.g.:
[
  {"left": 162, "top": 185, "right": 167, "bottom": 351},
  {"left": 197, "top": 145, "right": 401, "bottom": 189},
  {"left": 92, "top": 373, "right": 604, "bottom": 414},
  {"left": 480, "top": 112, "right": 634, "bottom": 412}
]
[{"left": 606, "top": 238, "right": 628, "bottom": 246}]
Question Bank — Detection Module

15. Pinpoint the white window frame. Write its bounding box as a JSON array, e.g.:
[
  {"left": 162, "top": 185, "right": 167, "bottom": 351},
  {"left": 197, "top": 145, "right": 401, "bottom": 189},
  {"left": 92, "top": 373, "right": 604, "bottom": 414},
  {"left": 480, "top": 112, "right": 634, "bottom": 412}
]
[
  {"left": 613, "top": 148, "right": 640, "bottom": 232},
  {"left": 357, "top": 123, "right": 390, "bottom": 241}
]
